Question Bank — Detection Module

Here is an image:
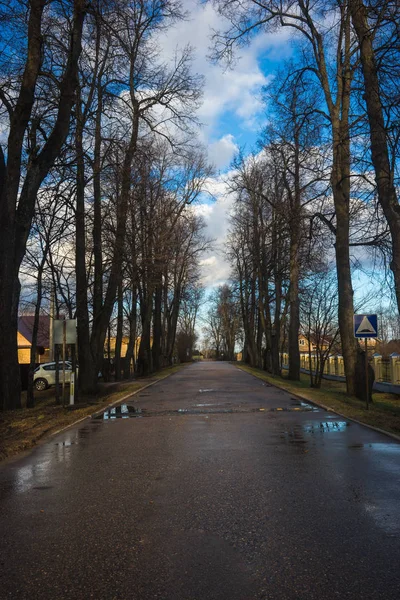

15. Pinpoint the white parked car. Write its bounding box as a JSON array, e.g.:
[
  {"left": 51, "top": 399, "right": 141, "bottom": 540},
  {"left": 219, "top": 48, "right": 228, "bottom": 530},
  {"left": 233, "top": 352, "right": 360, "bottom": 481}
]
[{"left": 33, "top": 362, "right": 77, "bottom": 391}]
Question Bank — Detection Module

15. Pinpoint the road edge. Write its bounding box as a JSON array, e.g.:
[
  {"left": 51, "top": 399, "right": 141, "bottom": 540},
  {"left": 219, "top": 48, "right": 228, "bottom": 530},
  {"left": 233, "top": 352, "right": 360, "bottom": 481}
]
[
  {"left": 234, "top": 363, "right": 400, "bottom": 443},
  {"left": 50, "top": 369, "right": 181, "bottom": 437}
]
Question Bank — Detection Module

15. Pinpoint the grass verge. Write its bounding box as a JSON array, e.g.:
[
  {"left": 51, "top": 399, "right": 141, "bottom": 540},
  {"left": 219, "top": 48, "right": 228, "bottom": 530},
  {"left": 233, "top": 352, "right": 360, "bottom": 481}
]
[
  {"left": 0, "top": 364, "right": 185, "bottom": 461},
  {"left": 235, "top": 363, "right": 400, "bottom": 437}
]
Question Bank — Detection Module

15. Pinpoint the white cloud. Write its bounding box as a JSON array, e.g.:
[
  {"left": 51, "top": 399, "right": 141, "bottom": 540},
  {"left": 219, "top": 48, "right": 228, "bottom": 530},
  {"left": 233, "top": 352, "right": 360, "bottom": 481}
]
[
  {"left": 158, "top": 1, "right": 292, "bottom": 143},
  {"left": 194, "top": 169, "right": 238, "bottom": 287},
  {"left": 208, "top": 134, "right": 238, "bottom": 169}
]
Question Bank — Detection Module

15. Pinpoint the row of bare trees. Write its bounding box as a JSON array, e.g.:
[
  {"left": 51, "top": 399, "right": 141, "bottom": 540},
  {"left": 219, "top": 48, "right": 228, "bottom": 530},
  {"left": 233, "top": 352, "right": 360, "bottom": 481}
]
[
  {"left": 212, "top": 0, "right": 400, "bottom": 398},
  {"left": 0, "top": 0, "right": 210, "bottom": 410},
  {"left": 202, "top": 284, "right": 241, "bottom": 360}
]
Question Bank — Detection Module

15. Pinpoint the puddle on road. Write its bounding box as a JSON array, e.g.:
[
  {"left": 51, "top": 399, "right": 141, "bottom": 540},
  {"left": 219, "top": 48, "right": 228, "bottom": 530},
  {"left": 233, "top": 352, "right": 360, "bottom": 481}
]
[
  {"left": 290, "top": 399, "right": 320, "bottom": 411},
  {"left": 177, "top": 407, "right": 237, "bottom": 414},
  {"left": 55, "top": 441, "right": 75, "bottom": 446},
  {"left": 99, "top": 404, "right": 143, "bottom": 420},
  {"left": 303, "top": 421, "right": 349, "bottom": 433},
  {"left": 95, "top": 403, "right": 323, "bottom": 420},
  {"left": 281, "top": 429, "right": 309, "bottom": 446}
]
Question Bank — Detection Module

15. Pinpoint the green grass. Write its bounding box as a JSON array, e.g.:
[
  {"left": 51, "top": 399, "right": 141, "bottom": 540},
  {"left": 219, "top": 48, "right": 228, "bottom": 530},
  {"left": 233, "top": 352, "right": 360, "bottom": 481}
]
[{"left": 235, "top": 363, "right": 400, "bottom": 437}]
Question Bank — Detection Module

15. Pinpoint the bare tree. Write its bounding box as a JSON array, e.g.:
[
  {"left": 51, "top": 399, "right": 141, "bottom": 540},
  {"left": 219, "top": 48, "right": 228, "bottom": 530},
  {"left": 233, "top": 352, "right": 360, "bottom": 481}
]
[
  {"left": 301, "top": 266, "right": 340, "bottom": 388},
  {"left": 74, "top": 1, "right": 204, "bottom": 392},
  {"left": 0, "top": 0, "right": 86, "bottom": 410},
  {"left": 212, "top": 0, "right": 362, "bottom": 395}
]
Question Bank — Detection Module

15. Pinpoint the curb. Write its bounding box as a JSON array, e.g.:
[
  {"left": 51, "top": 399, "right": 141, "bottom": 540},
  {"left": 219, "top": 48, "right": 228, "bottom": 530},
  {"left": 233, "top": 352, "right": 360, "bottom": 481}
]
[
  {"left": 50, "top": 370, "right": 179, "bottom": 438},
  {"left": 234, "top": 363, "right": 400, "bottom": 444}
]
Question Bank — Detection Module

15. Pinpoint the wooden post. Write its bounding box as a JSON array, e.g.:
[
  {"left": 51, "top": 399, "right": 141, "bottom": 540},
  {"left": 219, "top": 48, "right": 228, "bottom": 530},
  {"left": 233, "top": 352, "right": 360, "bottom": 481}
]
[
  {"left": 62, "top": 319, "right": 66, "bottom": 407},
  {"left": 365, "top": 338, "right": 369, "bottom": 411},
  {"left": 71, "top": 343, "right": 77, "bottom": 405}
]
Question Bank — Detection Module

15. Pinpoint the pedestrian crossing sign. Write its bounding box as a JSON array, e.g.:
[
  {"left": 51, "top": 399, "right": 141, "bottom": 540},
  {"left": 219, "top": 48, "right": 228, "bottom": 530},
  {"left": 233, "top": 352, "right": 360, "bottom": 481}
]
[{"left": 353, "top": 314, "right": 378, "bottom": 338}]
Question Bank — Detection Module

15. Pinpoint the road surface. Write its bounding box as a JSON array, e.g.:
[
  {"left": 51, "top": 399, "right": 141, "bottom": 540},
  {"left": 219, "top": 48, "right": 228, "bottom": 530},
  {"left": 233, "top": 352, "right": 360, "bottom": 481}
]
[{"left": 1, "top": 361, "right": 400, "bottom": 599}]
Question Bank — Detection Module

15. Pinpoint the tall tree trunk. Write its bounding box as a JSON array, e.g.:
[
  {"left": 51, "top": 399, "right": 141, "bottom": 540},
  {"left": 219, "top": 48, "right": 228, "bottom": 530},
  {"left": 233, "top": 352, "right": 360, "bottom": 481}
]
[
  {"left": 92, "top": 78, "right": 104, "bottom": 325},
  {"left": 0, "top": 0, "right": 86, "bottom": 410},
  {"left": 288, "top": 223, "right": 300, "bottom": 380},
  {"left": 152, "top": 270, "right": 162, "bottom": 371},
  {"left": 287, "top": 140, "right": 301, "bottom": 381},
  {"left": 137, "top": 294, "right": 153, "bottom": 376},
  {"left": 272, "top": 278, "right": 282, "bottom": 376},
  {"left": 26, "top": 257, "right": 46, "bottom": 408},
  {"left": 89, "top": 109, "right": 140, "bottom": 385},
  {"left": 114, "top": 282, "right": 124, "bottom": 381},
  {"left": 75, "top": 97, "right": 97, "bottom": 395},
  {"left": 331, "top": 127, "right": 359, "bottom": 395},
  {"left": 316, "top": 8, "right": 359, "bottom": 396},
  {"left": 124, "top": 294, "right": 137, "bottom": 379},
  {"left": 350, "top": 0, "right": 400, "bottom": 314},
  {"left": 166, "top": 291, "right": 181, "bottom": 365}
]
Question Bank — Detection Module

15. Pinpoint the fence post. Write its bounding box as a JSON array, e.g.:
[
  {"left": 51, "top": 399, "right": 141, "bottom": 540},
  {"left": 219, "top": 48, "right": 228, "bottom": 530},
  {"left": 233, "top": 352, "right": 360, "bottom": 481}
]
[
  {"left": 323, "top": 357, "right": 328, "bottom": 374},
  {"left": 390, "top": 353, "right": 400, "bottom": 385},
  {"left": 329, "top": 355, "right": 335, "bottom": 375},
  {"left": 373, "top": 353, "right": 382, "bottom": 382},
  {"left": 337, "top": 355, "right": 344, "bottom": 377}
]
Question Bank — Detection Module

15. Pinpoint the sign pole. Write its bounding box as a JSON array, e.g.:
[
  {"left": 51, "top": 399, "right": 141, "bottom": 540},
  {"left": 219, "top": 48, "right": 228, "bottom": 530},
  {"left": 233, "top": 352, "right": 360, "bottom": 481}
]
[
  {"left": 365, "top": 337, "right": 369, "bottom": 411},
  {"left": 69, "top": 370, "right": 75, "bottom": 406},
  {"left": 354, "top": 314, "right": 377, "bottom": 412},
  {"left": 62, "top": 319, "right": 66, "bottom": 407}
]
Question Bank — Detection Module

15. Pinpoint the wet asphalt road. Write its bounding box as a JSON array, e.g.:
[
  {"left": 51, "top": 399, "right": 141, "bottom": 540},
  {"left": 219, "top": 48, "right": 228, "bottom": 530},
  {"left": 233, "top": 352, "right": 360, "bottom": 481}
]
[{"left": 1, "top": 362, "right": 400, "bottom": 600}]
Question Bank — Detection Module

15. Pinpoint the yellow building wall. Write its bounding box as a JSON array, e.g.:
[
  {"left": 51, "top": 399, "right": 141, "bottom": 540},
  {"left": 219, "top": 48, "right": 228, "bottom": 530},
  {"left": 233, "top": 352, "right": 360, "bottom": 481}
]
[
  {"left": 18, "top": 348, "right": 31, "bottom": 364},
  {"left": 105, "top": 337, "right": 141, "bottom": 361},
  {"left": 17, "top": 332, "right": 50, "bottom": 364},
  {"left": 298, "top": 335, "right": 329, "bottom": 353},
  {"left": 18, "top": 333, "right": 31, "bottom": 364}
]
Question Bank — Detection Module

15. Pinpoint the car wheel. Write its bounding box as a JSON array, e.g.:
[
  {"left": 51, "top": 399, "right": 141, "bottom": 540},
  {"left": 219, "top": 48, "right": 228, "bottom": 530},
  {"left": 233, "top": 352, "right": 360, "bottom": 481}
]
[{"left": 34, "top": 378, "right": 48, "bottom": 391}]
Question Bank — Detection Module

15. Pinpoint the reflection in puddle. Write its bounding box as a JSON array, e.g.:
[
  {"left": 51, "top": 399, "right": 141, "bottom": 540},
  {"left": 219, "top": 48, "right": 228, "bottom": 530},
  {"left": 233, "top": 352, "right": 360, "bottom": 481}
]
[
  {"left": 290, "top": 400, "right": 320, "bottom": 412},
  {"left": 300, "top": 401, "right": 319, "bottom": 411},
  {"left": 303, "top": 421, "right": 348, "bottom": 433},
  {"left": 281, "top": 429, "right": 308, "bottom": 446},
  {"left": 100, "top": 404, "right": 142, "bottom": 420},
  {"left": 14, "top": 457, "right": 53, "bottom": 494}
]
